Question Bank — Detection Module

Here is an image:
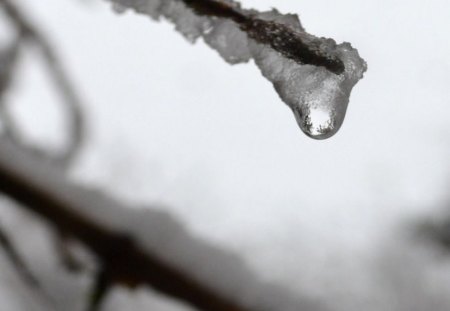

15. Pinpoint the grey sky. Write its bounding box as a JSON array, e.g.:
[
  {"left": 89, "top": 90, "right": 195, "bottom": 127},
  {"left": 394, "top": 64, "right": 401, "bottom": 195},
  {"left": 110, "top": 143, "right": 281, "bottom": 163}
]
[{"left": 3, "top": 0, "right": 450, "bottom": 308}]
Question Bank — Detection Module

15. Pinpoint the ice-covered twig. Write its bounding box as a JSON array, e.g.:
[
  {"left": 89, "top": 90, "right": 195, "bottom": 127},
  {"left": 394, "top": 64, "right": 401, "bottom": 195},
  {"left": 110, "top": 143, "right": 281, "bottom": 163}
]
[
  {"left": 0, "top": 37, "right": 20, "bottom": 100},
  {"left": 0, "top": 0, "right": 85, "bottom": 166},
  {"left": 88, "top": 269, "right": 113, "bottom": 311},
  {"left": 109, "top": 0, "right": 367, "bottom": 139},
  {"left": 0, "top": 136, "right": 326, "bottom": 311},
  {"left": 182, "top": 0, "right": 345, "bottom": 74}
]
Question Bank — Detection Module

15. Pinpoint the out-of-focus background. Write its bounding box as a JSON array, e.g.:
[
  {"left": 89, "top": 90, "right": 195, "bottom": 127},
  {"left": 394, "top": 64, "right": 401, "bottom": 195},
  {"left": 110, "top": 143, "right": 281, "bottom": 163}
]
[{"left": 1, "top": 0, "right": 450, "bottom": 310}]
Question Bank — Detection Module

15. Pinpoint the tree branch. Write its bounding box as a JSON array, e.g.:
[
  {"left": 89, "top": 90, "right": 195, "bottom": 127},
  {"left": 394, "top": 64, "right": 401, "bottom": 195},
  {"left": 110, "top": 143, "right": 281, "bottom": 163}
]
[
  {"left": 0, "top": 137, "right": 326, "bottom": 311},
  {"left": 0, "top": 224, "right": 41, "bottom": 288},
  {"left": 0, "top": 141, "right": 243, "bottom": 311},
  {"left": 0, "top": 0, "right": 85, "bottom": 168},
  {"left": 0, "top": 222, "right": 56, "bottom": 308}
]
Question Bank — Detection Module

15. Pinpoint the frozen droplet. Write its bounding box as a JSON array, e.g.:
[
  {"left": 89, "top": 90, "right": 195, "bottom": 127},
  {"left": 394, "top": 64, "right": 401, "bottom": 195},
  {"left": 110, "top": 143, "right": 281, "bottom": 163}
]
[
  {"left": 288, "top": 72, "right": 353, "bottom": 140},
  {"left": 251, "top": 37, "right": 366, "bottom": 140},
  {"left": 294, "top": 107, "right": 336, "bottom": 139}
]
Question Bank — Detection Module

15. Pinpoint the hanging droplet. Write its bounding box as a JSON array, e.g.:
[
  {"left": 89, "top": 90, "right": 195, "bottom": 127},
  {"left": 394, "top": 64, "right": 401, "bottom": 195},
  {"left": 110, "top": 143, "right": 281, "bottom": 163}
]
[
  {"left": 294, "top": 106, "right": 336, "bottom": 139},
  {"left": 290, "top": 77, "right": 350, "bottom": 140},
  {"left": 249, "top": 26, "right": 367, "bottom": 140}
]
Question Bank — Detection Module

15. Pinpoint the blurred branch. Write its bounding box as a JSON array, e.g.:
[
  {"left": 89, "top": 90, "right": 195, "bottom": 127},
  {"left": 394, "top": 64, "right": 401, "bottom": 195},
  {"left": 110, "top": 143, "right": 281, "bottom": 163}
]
[
  {"left": 0, "top": 37, "right": 21, "bottom": 138},
  {"left": 0, "top": 138, "right": 273, "bottom": 311},
  {"left": 0, "top": 222, "right": 56, "bottom": 308},
  {"left": 88, "top": 268, "right": 113, "bottom": 311},
  {"left": 54, "top": 231, "right": 86, "bottom": 273},
  {"left": 0, "top": 0, "right": 85, "bottom": 168},
  {"left": 0, "top": 224, "right": 41, "bottom": 288}
]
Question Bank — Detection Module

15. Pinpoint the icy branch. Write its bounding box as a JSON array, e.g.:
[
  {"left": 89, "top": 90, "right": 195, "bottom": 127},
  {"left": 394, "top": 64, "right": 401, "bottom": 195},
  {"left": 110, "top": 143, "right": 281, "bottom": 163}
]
[{"left": 108, "top": 0, "right": 367, "bottom": 139}]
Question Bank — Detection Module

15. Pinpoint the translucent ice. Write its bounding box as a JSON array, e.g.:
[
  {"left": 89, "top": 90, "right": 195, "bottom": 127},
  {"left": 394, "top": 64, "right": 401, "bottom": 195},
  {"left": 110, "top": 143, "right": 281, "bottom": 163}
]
[
  {"left": 251, "top": 38, "right": 367, "bottom": 139},
  {"left": 107, "top": 0, "right": 367, "bottom": 139}
]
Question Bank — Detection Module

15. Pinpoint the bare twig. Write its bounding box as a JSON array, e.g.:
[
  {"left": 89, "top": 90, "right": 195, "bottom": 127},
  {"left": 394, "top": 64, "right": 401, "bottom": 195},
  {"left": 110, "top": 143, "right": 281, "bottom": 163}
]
[
  {"left": 0, "top": 37, "right": 20, "bottom": 99},
  {"left": 54, "top": 231, "right": 86, "bottom": 273},
  {"left": 0, "top": 0, "right": 85, "bottom": 168},
  {"left": 0, "top": 224, "right": 40, "bottom": 288},
  {"left": 87, "top": 269, "right": 113, "bottom": 311},
  {"left": 0, "top": 37, "right": 22, "bottom": 139},
  {"left": 0, "top": 222, "right": 57, "bottom": 309},
  {"left": 0, "top": 138, "right": 259, "bottom": 311}
]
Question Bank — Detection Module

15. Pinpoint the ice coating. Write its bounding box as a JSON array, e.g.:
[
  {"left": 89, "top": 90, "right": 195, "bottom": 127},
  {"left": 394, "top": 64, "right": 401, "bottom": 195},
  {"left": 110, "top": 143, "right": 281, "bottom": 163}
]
[
  {"left": 251, "top": 37, "right": 367, "bottom": 139},
  {"left": 108, "top": 0, "right": 367, "bottom": 139}
]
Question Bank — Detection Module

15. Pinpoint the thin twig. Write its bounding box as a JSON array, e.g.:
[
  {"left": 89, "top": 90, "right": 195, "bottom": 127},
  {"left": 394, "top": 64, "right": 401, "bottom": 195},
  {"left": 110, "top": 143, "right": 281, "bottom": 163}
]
[
  {"left": 87, "top": 269, "right": 112, "bottom": 311},
  {"left": 0, "top": 0, "right": 85, "bottom": 167},
  {"left": 0, "top": 37, "right": 22, "bottom": 139},
  {"left": 0, "top": 224, "right": 40, "bottom": 287},
  {"left": 0, "top": 222, "right": 57, "bottom": 309},
  {"left": 0, "top": 36, "right": 20, "bottom": 98},
  {"left": 0, "top": 139, "right": 256, "bottom": 311}
]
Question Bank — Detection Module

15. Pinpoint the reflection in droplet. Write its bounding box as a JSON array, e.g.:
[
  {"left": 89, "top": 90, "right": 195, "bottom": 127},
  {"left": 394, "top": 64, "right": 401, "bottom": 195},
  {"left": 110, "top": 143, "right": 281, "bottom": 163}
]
[
  {"left": 304, "top": 108, "right": 335, "bottom": 139},
  {"left": 293, "top": 106, "right": 337, "bottom": 140}
]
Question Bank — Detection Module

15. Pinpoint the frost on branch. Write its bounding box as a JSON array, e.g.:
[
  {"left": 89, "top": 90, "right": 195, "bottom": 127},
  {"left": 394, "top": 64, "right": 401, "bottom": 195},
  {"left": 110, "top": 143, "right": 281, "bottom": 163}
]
[{"left": 108, "top": 0, "right": 367, "bottom": 139}]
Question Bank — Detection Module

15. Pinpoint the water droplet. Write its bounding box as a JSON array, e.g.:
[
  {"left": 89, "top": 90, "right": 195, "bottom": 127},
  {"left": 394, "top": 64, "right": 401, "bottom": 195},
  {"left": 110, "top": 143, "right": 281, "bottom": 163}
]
[
  {"left": 293, "top": 105, "right": 339, "bottom": 139},
  {"left": 298, "top": 107, "right": 336, "bottom": 139}
]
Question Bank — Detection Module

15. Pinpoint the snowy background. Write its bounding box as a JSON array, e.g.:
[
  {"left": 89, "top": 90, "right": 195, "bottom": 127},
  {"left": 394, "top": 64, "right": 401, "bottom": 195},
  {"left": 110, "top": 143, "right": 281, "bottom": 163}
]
[{"left": 1, "top": 0, "right": 450, "bottom": 310}]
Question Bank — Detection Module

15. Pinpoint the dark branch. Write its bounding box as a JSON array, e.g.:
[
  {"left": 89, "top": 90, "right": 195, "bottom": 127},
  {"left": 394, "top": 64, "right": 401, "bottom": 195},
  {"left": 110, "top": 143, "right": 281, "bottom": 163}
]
[
  {"left": 0, "top": 224, "right": 41, "bottom": 288},
  {"left": 0, "top": 141, "right": 257, "bottom": 311},
  {"left": 0, "top": 220, "right": 58, "bottom": 308},
  {"left": 87, "top": 269, "right": 112, "bottom": 311},
  {"left": 0, "top": 0, "right": 85, "bottom": 168},
  {"left": 181, "top": 0, "right": 345, "bottom": 74},
  {"left": 0, "top": 37, "right": 20, "bottom": 98}
]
